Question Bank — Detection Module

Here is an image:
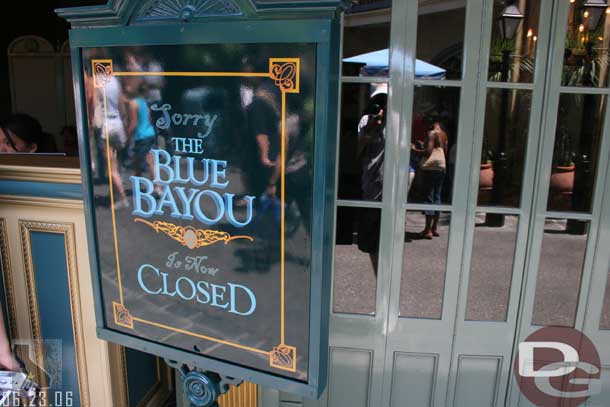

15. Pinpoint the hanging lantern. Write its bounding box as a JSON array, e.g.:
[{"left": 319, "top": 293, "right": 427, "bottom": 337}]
[{"left": 499, "top": 3, "right": 525, "bottom": 40}]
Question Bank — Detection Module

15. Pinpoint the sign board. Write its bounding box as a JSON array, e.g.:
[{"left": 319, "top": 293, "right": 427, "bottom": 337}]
[{"left": 61, "top": 1, "right": 341, "bottom": 398}]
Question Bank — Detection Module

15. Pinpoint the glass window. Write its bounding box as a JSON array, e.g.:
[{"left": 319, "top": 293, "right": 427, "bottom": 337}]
[
  {"left": 478, "top": 89, "right": 533, "bottom": 208},
  {"left": 488, "top": 0, "right": 541, "bottom": 83},
  {"left": 400, "top": 211, "right": 451, "bottom": 319},
  {"left": 342, "top": 1, "right": 391, "bottom": 77},
  {"left": 2, "top": 36, "right": 79, "bottom": 161},
  {"left": 416, "top": 0, "right": 466, "bottom": 80},
  {"left": 333, "top": 207, "right": 380, "bottom": 315},
  {"left": 465, "top": 213, "right": 518, "bottom": 321},
  {"left": 532, "top": 218, "right": 589, "bottom": 327},
  {"left": 408, "top": 86, "right": 460, "bottom": 205},
  {"left": 547, "top": 94, "right": 606, "bottom": 213},
  {"left": 338, "top": 83, "right": 388, "bottom": 202},
  {"left": 562, "top": 0, "right": 610, "bottom": 87}
]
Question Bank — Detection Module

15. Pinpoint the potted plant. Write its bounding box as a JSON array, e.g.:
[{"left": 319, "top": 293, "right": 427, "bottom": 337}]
[
  {"left": 550, "top": 127, "right": 575, "bottom": 195},
  {"left": 479, "top": 139, "right": 494, "bottom": 192}
]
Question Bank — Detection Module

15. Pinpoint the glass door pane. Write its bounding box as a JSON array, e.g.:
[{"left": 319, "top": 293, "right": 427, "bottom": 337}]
[{"left": 531, "top": 218, "right": 590, "bottom": 327}]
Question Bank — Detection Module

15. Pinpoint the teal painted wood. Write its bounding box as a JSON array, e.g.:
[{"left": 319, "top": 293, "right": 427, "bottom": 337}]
[
  {"left": 68, "top": 20, "right": 331, "bottom": 48},
  {"left": 124, "top": 348, "right": 159, "bottom": 405},
  {"left": 60, "top": 0, "right": 342, "bottom": 399},
  {"left": 135, "top": 0, "right": 243, "bottom": 22},
  {"left": 56, "top": 0, "right": 344, "bottom": 27},
  {"left": 0, "top": 180, "right": 82, "bottom": 200},
  {"left": 29, "top": 232, "right": 81, "bottom": 406}
]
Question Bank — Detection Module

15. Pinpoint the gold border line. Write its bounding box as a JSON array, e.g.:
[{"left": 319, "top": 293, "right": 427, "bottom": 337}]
[
  {"left": 114, "top": 71, "right": 270, "bottom": 77},
  {"left": 104, "top": 87, "right": 125, "bottom": 304},
  {"left": 132, "top": 317, "right": 270, "bottom": 356},
  {"left": 280, "top": 91, "right": 286, "bottom": 346},
  {"left": 97, "top": 61, "right": 299, "bottom": 364}
]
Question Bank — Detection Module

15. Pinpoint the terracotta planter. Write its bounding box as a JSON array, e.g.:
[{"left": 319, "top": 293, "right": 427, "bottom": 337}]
[
  {"left": 550, "top": 165, "right": 575, "bottom": 195},
  {"left": 479, "top": 162, "right": 494, "bottom": 191}
]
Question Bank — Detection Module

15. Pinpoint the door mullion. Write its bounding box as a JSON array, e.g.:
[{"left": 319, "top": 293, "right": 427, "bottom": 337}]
[{"left": 364, "top": 0, "right": 413, "bottom": 406}]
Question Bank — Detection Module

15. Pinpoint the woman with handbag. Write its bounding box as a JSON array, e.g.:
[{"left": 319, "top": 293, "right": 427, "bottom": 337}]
[{"left": 419, "top": 130, "right": 446, "bottom": 239}]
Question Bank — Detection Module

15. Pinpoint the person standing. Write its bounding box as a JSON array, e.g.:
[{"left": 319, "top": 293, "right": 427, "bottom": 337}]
[
  {"left": 97, "top": 75, "right": 129, "bottom": 209},
  {"left": 125, "top": 82, "right": 156, "bottom": 180},
  {"left": 357, "top": 93, "right": 387, "bottom": 274},
  {"left": 419, "top": 130, "right": 446, "bottom": 239}
]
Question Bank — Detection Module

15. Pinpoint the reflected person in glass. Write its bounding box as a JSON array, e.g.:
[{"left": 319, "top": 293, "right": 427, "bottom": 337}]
[
  {"left": 417, "top": 130, "right": 446, "bottom": 239},
  {"left": 125, "top": 80, "right": 158, "bottom": 185},
  {"left": 356, "top": 93, "right": 386, "bottom": 274}
]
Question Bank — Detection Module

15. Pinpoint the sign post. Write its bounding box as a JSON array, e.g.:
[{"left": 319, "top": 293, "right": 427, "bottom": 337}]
[{"left": 58, "top": 0, "right": 342, "bottom": 402}]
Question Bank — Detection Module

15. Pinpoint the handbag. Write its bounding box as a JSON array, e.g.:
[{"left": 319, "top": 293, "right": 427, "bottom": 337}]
[{"left": 420, "top": 147, "right": 446, "bottom": 170}]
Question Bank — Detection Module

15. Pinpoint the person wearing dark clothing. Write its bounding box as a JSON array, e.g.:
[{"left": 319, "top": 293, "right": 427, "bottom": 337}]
[
  {"left": 356, "top": 94, "right": 386, "bottom": 274},
  {"left": 246, "top": 86, "right": 281, "bottom": 198},
  {"left": 0, "top": 114, "right": 57, "bottom": 154}
]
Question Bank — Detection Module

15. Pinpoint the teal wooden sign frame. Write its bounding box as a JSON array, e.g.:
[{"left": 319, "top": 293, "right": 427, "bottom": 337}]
[{"left": 58, "top": 0, "right": 342, "bottom": 399}]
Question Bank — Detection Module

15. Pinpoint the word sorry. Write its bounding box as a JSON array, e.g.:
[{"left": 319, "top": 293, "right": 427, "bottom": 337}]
[{"left": 151, "top": 104, "right": 218, "bottom": 139}]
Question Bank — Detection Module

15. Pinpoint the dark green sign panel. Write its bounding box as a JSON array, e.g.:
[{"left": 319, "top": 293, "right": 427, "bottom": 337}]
[
  {"left": 62, "top": 0, "right": 341, "bottom": 396},
  {"left": 83, "top": 43, "right": 316, "bottom": 380}
]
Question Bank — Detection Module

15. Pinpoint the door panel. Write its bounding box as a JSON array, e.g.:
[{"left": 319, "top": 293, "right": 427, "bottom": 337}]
[
  {"left": 263, "top": 1, "right": 610, "bottom": 405},
  {"left": 389, "top": 352, "right": 438, "bottom": 407},
  {"left": 508, "top": 0, "right": 610, "bottom": 404},
  {"left": 448, "top": 3, "right": 554, "bottom": 400},
  {"left": 454, "top": 356, "right": 502, "bottom": 406},
  {"left": 326, "top": 348, "right": 372, "bottom": 407},
  {"left": 381, "top": 1, "right": 486, "bottom": 406}
]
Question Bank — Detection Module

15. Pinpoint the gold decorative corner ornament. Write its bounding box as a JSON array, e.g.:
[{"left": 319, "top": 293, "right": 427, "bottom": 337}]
[
  {"left": 113, "top": 302, "right": 134, "bottom": 329},
  {"left": 269, "top": 344, "right": 296, "bottom": 372},
  {"left": 269, "top": 58, "right": 300, "bottom": 93},
  {"left": 92, "top": 59, "right": 113, "bottom": 88},
  {"left": 134, "top": 218, "right": 253, "bottom": 249}
]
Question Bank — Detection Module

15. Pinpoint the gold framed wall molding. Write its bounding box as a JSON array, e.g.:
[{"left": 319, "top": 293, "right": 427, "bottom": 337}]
[
  {"left": 0, "top": 218, "right": 18, "bottom": 339},
  {"left": 0, "top": 196, "right": 116, "bottom": 405},
  {"left": 0, "top": 195, "right": 83, "bottom": 210},
  {"left": 107, "top": 344, "right": 129, "bottom": 407},
  {"left": 19, "top": 220, "right": 90, "bottom": 405}
]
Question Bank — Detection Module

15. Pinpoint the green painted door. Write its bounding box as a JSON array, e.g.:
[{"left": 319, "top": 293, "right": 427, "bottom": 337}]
[{"left": 262, "top": 1, "right": 610, "bottom": 406}]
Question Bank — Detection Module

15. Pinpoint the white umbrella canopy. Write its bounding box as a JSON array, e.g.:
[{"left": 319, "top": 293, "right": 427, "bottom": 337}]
[{"left": 343, "top": 49, "right": 446, "bottom": 79}]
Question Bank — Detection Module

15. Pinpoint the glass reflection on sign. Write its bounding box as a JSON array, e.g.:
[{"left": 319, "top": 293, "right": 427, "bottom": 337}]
[{"left": 83, "top": 43, "right": 316, "bottom": 380}]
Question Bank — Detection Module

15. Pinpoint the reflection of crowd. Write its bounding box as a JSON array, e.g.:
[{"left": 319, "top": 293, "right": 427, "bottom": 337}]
[
  {"left": 86, "top": 49, "right": 163, "bottom": 209},
  {"left": 353, "top": 92, "right": 456, "bottom": 272}
]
